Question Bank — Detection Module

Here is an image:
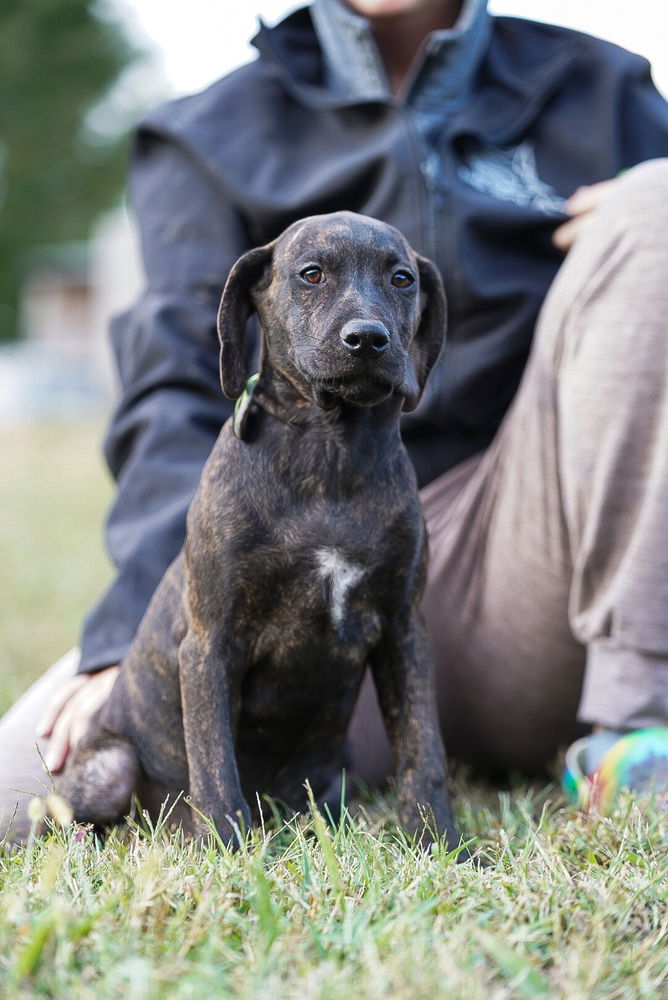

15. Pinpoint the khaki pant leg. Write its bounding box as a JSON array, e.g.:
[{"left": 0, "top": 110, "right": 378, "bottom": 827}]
[
  {"left": 349, "top": 159, "right": 668, "bottom": 780},
  {"left": 0, "top": 649, "right": 79, "bottom": 841}
]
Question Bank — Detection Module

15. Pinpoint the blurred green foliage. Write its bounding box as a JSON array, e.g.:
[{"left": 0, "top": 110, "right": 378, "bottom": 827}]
[{"left": 0, "top": 0, "right": 142, "bottom": 340}]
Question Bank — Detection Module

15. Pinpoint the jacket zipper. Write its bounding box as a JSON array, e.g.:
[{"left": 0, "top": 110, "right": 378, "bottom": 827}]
[
  {"left": 416, "top": 119, "right": 463, "bottom": 308},
  {"left": 406, "top": 113, "right": 454, "bottom": 298},
  {"left": 419, "top": 149, "right": 442, "bottom": 266},
  {"left": 402, "top": 112, "right": 454, "bottom": 419},
  {"left": 394, "top": 105, "right": 463, "bottom": 319},
  {"left": 399, "top": 106, "right": 442, "bottom": 267}
]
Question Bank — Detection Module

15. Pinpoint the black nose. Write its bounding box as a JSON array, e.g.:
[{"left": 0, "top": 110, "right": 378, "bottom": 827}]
[{"left": 340, "top": 320, "right": 390, "bottom": 357}]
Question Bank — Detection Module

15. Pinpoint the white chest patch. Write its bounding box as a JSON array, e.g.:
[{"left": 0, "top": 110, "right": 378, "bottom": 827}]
[{"left": 315, "top": 547, "right": 366, "bottom": 628}]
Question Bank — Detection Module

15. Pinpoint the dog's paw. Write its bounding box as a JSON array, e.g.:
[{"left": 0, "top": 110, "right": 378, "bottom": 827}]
[
  {"left": 398, "top": 791, "right": 470, "bottom": 861},
  {"left": 185, "top": 799, "right": 252, "bottom": 851}
]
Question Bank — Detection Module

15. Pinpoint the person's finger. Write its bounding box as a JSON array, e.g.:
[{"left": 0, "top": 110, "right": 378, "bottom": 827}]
[
  {"left": 43, "top": 706, "right": 75, "bottom": 772},
  {"left": 67, "top": 674, "right": 118, "bottom": 747},
  {"left": 554, "top": 178, "right": 620, "bottom": 251},
  {"left": 43, "top": 682, "right": 96, "bottom": 771},
  {"left": 67, "top": 711, "right": 94, "bottom": 756},
  {"left": 564, "top": 178, "right": 617, "bottom": 217},
  {"left": 41, "top": 666, "right": 120, "bottom": 771},
  {"left": 552, "top": 215, "right": 581, "bottom": 251},
  {"left": 36, "top": 673, "right": 89, "bottom": 738}
]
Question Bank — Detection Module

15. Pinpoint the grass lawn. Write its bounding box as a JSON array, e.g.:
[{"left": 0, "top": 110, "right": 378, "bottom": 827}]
[
  {"left": 1, "top": 421, "right": 666, "bottom": 999},
  {"left": 0, "top": 420, "right": 114, "bottom": 714}
]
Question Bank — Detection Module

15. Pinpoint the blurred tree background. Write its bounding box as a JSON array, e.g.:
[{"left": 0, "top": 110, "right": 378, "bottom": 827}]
[{"left": 0, "top": 0, "right": 147, "bottom": 340}]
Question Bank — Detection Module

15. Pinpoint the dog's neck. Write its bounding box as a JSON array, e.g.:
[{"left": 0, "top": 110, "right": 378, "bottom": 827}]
[
  {"left": 256, "top": 361, "right": 404, "bottom": 434},
  {"left": 226, "top": 363, "right": 411, "bottom": 499},
  {"left": 254, "top": 363, "right": 330, "bottom": 430},
  {"left": 244, "top": 363, "right": 406, "bottom": 495}
]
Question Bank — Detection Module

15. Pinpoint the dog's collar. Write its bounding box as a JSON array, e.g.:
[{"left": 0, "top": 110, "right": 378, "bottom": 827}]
[
  {"left": 232, "top": 373, "right": 260, "bottom": 439},
  {"left": 233, "top": 373, "right": 315, "bottom": 440}
]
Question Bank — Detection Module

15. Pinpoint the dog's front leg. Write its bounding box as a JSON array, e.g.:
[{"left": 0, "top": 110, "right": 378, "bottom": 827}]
[
  {"left": 370, "top": 616, "right": 460, "bottom": 851},
  {"left": 178, "top": 629, "right": 250, "bottom": 846}
]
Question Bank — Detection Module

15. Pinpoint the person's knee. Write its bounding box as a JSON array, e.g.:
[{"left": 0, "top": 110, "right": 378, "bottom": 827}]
[
  {"left": 607, "top": 157, "right": 668, "bottom": 242},
  {"left": 541, "top": 157, "right": 668, "bottom": 368}
]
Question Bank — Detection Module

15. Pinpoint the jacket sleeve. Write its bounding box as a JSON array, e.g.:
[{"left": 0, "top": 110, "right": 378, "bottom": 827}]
[{"left": 78, "top": 126, "right": 254, "bottom": 673}]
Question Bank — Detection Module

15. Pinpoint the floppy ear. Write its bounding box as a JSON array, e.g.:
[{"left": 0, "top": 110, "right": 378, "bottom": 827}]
[
  {"left": 402, "top": 254, "right": 447, "bottom": 412},
  {"left": 217, "top": 243, "right": 274, "bottom": 400}
]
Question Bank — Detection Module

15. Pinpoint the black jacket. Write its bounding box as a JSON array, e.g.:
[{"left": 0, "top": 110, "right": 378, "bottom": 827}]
[{"left": 79, "top": 7, "right": 668, "bottom": 673}]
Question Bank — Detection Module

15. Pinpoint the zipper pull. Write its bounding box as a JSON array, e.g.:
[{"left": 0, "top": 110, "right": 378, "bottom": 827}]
[{"left": 420, "top": 152, "right": 441, "bottom": 192}]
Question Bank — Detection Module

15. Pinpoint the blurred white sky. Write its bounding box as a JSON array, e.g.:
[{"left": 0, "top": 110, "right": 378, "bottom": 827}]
[{"left": 110, "top": 0, "right": 668, "bottom": 98}]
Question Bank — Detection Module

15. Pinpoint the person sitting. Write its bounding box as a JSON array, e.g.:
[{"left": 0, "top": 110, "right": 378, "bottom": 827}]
[{"left": 2, "top": 0, "right": 668, "bottom": 840}]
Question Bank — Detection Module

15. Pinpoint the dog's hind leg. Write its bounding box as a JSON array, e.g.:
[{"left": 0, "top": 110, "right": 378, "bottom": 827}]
[
  {"left": 315, "top": 770, "right": 347, "bottom": 825},
  {"left": 57, "top": 737, "right": 140, "bottom": 825}
]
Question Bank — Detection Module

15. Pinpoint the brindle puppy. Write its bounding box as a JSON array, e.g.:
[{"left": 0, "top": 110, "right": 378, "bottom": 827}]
[{"left": 58, "top": 211, "right": 460, "bottom": 850}]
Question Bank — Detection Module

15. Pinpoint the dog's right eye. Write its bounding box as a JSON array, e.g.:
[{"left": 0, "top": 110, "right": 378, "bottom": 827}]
[
  {"left": 391, "top": 270, "right": 415, "bottom": 288},
  {"left": 300, "top": 266, "right": 324, "bottom": 284}
]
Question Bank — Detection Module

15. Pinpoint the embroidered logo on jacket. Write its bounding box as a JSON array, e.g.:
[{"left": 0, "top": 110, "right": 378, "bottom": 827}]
[{"left": 457, "top": 141, "right": 565, "bottom": 214}]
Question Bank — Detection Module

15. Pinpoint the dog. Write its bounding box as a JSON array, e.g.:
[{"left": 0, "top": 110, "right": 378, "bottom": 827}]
[{"left": 57, "top": 211, "right": 460, "bottom": 850}]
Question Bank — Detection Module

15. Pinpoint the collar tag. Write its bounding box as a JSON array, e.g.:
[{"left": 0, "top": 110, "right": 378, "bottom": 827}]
[{"left": 232, "top": 373, "right": 260, "bottom": 440}]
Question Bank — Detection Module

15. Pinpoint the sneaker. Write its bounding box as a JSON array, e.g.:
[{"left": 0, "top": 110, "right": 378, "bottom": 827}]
[{"left": 563, "top": 727, "right": 668, "bottom": 812}]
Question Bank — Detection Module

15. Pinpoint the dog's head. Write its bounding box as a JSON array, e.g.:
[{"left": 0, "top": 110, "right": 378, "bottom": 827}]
[{"left": 217, "top": 211, "right": 446, "bottom": 412}]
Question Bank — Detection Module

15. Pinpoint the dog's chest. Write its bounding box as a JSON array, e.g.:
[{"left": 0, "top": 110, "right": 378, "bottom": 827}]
[
  {"left": 314, "top": 546, "right": 367, "bottom": 632},
  {"left": 241, "top": 543, "right": 381, "bottom": 736},
  {"left": 248, "top": 537, "right": 386, "bottom": 677}
]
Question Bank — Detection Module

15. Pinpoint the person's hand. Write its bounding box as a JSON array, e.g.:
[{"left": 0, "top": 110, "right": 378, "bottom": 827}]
[
  {"left": 552, "top": 178, "right": 619, "bottom": 252},
  {"left": 36, "top": 664, "right": 120, "bottom": 773}
]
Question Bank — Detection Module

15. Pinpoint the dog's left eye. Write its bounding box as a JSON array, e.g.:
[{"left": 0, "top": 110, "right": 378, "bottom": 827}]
[
  {"left": 391, "top": 270, "right": 415, "bottom": 288},
  {"left": 300, "top": 266, "right": 324, "bottom": 284}
]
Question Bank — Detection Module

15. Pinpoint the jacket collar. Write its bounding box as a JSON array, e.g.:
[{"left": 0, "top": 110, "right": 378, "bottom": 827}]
[
  {"left": 311, "top": 0, "right": 491, "bottom": 107},
  {"left": 310, "top": 0, "right": 388, "bottom": 100},
  {"left": 454, "top": 18, "right": 586, "bottom": 144},
  {"left": 252, "top": 6, "right": 585, "bottom": 143}
]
